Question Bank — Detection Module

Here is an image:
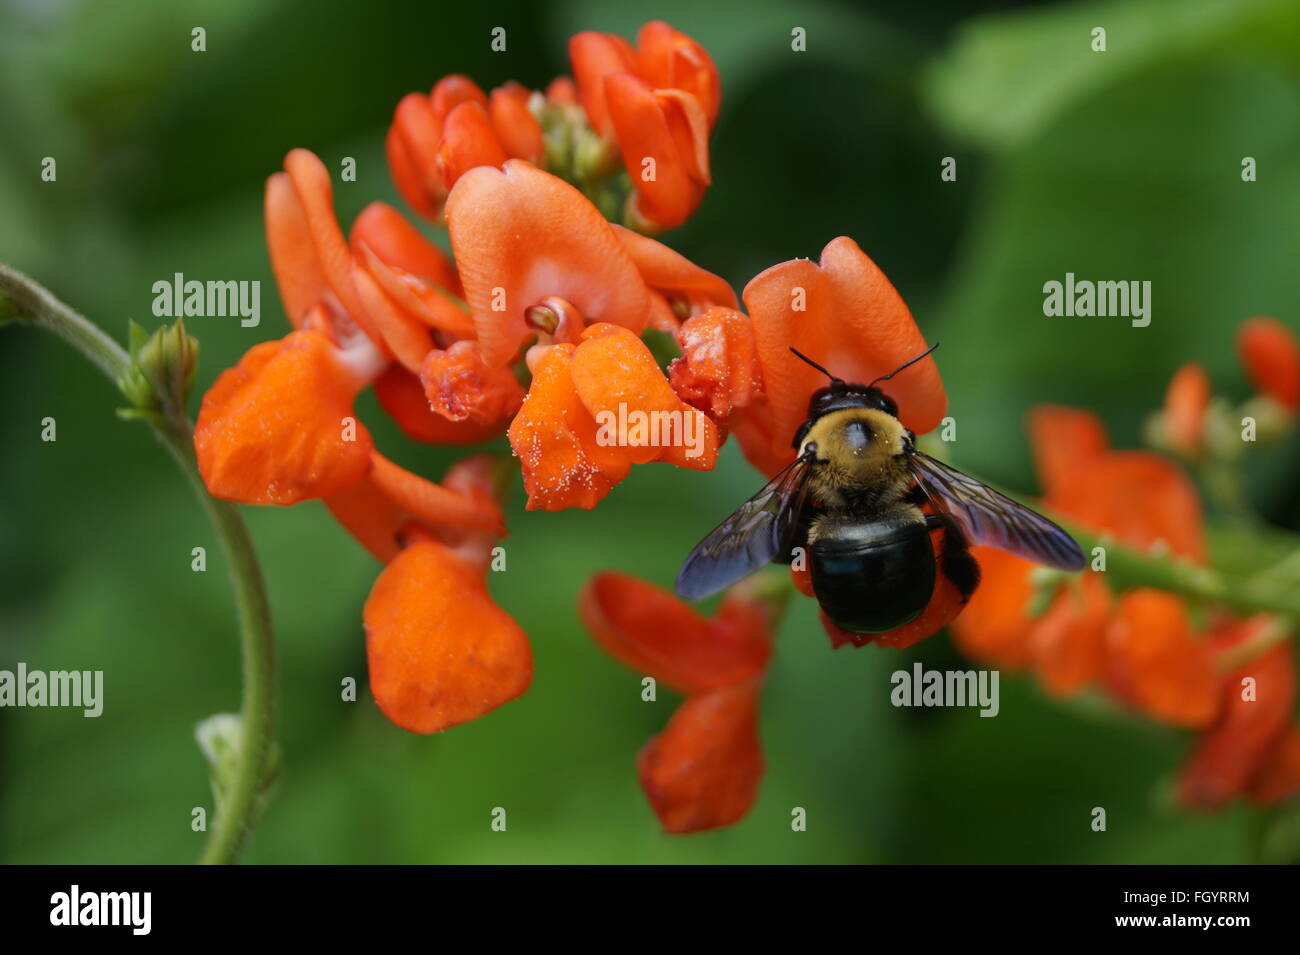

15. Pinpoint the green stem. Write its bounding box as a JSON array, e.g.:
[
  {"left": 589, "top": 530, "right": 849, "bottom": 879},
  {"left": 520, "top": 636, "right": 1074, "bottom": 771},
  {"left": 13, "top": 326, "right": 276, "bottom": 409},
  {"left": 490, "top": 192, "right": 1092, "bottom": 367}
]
[
  {"left": 1057, "top": 521, "right": 1300, "bottom": 620},
  {"left": 0, "top": 263, "right": 276, "bottom": 864}
]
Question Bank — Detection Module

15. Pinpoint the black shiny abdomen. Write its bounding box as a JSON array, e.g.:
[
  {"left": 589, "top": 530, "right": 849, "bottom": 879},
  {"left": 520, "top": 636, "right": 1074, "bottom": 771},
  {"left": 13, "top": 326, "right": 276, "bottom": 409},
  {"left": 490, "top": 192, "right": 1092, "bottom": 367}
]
[{"left": 810, "top": 518, "right": 936, "bottom": 634}]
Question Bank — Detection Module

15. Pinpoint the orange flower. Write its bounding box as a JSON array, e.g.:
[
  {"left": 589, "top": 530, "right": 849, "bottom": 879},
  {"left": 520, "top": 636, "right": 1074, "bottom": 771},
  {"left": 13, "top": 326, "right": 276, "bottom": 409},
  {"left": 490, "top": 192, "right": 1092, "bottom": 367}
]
[
  {"left": 264, "top": 149, "right": 387, "bottom": 349},
  {"left": 365, "top": 538, "right": 529, "bottom": 734},
  {"left": 446, "top": 160, "right": 652, "bottom": 368},
  {"left": 420, "top": 340, "right": 524, "bottom": 428},
  {"left": 198, "top": 143, "right": 534, "bottom": 737},
  {"left": 1238, "top": 316, "right": 1300, "bottom": 412},
  {"left": 951, "top": 405, "right": 1207, "bottom": 703},
  {"left": 386, "top": 75, "right": 542, "bottom": 220},
  {"left": 581, "top": 572, "right": 770, "bottom": 693},
  {"left": 195, "top": 326, "right": 376, "bottom": 505},
  {"left": 1248, "top": 727, "right": 1300, "bottom": 805},
  {"left": 1177, "top": 628, "right": 1296, "bottom": 809},
  {"left": 1107, "top": 590, "right": 1217, "bottom": 728},
  {"left": 669, "top": 306, "right": 763, "bottom": 424},
  {"left": 373, "top": 366, "right": 507, "bottom": 445},
  {"left": 579, "top": 572, "right": 772, "bottom": 832},
  {"left": 198, "top": 149, "right": 494, "bottom": 512},
  {"left": 362, "top": 456, "right": 528, "bottom": 733},
  {"left": 1027, "top": 570, "right": 1111, "bottom": 696},
  {"left": 508, "top": 324, "right": 718, "bottom": 511},
  {"left": 638, "top": 683, "right": 763, "bottom": 834},
  {"left": 1162, "top": 362, "right": 1212, "bottom": 458},
  {"left": 349, "top": 201, "right": 476, "bottom": 365},
  {"left": 735, "top": 236, "right": 946, "bottom": 477},
  {"left": 570, "top": 21, "right": 720, "bottom": 230}
]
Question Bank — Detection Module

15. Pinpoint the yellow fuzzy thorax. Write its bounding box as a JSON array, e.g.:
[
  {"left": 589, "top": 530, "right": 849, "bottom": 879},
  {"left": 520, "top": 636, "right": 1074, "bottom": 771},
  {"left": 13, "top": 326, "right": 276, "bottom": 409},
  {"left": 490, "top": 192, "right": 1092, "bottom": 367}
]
[{"left": 800, "top": 408, "right": 913, "bottom": 511}]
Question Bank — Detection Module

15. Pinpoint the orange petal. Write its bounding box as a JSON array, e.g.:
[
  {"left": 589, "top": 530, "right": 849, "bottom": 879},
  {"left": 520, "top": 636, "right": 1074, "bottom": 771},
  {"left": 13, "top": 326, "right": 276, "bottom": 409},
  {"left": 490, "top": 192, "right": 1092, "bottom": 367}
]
[
  {"left": 1247, "top": 726, "right": 1300, "bottom": 806},
  {"left": 1178, "top": 636, "right": 1296, "bottom": 809},
  {"left": 739, "top": 237, "right": 946, "bottom": 475},
  {"left": 1028, "top": 571, "right": 1111, "bottom": 696},
  {"left": 446, "top": 161, "right": 651, "bottom": 367},
  {"left": 579, "top": 572, "right": 771, "bottom": 694},
  {"left": 354, "top": 241, "right": 475, "bottom": 339},
  {"left": 489, "top": 82, "right": 544, "bottom": 162},
  {"left": 282, "top": 149, "right": 383, "bottom": 348},
  {"left": 437, "top": 100, "right": 508, "bottom": 190},
  {"left": 611, "top": 224, "right": 737, "bottom": 311},
  {"left": 387, "top": 97, "right": 443, "bottom": 219},
  {"left": 638, "top": 682, "right": 763, "bottom": 833},
  {"left": 669, "top": 306, "right": 762, "bottom": 423},
  {"left": 365, "top": 540, "right": 531, "bottom": 733},
  {"left": 367, "top": 449, "right": 504, "bottom": 534},
  {"left": 421, "top": 339, "right": 525, "bottom": 425},
  {"left": 195, "top": 329, "right": 373, "bottom": 505},
  {"left": 324, "top": 476, "right": 404, "bottom": 563},
  {"left": 264, "top": 172, "right": 328, "bottom": 325},
  {"left": 350, "top": 201, "right": 460, "bottom": 296},
  {"left": 656, "top": 88, "right": 712, "bottom": 184},
  {"left": 1049, "top": 451, "right": 1205, "bottom": 563},
  {"left": 373, "top": 365, "right": 506, "bottom": 445},
  {"left": 568, "top": 31, "right": 636, "bottom": 135},
  {"left": 1239, "top": 316, "right": 1300, "bottom": 411},
  {"left": 430, "top": 74, "right": 488, "bottom": 121},
  {"left": 506, "top": 343, "right": 630, "bottom": 510},
  {"left": 949, "top": 546, "right": 1035, "bottom": 670},
  {"left": 1108, "top": 590, "right": 1218, "bottom": 728},
  {"left": 604, "top": 72, "right": 703, "bottom": 230},
  {"left": 546, "top": 76, "right": 577, "bottom": 105},
  {"left": 352, "top": 265, "right": 435, "bottom": 373},
  {"left": 1163, "top": 363, "right": 1212, "bottom": 458},
  {"left": 569, "top": 323, "right": 718, "bottom": 470},
  {"left": 635, "top": 20, "right": 721, "bottom": 127},
  {"left": 1026, "top": 405, "right": 1109, "bottom": 498},
  {"left": 790, "top": 563, "right": 815, "bottom": 598}
]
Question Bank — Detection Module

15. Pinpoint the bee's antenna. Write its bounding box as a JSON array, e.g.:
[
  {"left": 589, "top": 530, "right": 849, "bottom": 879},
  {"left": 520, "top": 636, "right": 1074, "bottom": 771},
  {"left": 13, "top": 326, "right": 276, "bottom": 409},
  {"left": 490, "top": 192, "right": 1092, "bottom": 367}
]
[
  {"left": 868, "top": 341, "right": 940, "bottom": 389},
  {"left": 789, "top": 347, "right": 842, "bottom": 384}
]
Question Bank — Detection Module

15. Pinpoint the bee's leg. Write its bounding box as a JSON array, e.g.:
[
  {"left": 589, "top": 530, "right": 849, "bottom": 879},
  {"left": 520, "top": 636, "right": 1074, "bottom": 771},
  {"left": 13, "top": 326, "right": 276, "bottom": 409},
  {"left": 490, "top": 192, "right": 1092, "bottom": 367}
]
[
  {"left": 903, "top": 483, "right": 929, "bottom": 507},
  {"left": 925, "top": 513, "right": 981, "bottom": 602}
]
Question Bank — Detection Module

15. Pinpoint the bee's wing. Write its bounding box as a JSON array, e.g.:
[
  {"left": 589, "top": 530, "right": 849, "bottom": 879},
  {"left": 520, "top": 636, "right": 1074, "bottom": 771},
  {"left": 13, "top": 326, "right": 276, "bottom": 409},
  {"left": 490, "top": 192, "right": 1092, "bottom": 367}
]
[
  {"left": 909, "top": 451, "right": 1086, "bottom": 571},
  {"left": 675, "top": 454, "right": 812, "bottom": 600}
]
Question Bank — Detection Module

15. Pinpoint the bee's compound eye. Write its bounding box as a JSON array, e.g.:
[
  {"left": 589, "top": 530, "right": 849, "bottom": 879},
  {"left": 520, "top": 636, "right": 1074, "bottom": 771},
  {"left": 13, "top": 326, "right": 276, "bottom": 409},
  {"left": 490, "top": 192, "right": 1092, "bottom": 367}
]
[{"left": 844, "top": 419, "right": 873, "bottom": 453}]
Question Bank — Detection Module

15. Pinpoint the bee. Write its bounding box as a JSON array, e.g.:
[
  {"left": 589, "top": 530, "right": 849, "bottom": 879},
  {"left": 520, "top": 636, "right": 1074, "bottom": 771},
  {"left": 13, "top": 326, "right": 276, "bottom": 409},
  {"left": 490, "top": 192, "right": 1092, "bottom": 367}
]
[{"left": 675, "top": 344, "right": 1085, "bottom": 634}]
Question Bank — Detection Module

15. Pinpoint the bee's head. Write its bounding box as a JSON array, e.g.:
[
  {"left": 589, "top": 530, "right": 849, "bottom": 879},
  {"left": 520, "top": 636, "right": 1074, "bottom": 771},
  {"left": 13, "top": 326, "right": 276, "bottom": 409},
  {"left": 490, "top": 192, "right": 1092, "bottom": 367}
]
[
  {"left": 787, "top": 344, "right": 936, "bottom": 450},
  {"left": 806, "top": 382, "right": 898, "bottom": 420}
]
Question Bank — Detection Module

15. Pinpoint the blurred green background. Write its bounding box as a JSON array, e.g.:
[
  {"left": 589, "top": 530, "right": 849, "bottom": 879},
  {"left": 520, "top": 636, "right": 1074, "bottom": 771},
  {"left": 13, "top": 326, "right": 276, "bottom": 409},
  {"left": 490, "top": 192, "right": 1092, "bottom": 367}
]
[{"left": 2, "top": 0, "right": 1298, "bottom": 863}]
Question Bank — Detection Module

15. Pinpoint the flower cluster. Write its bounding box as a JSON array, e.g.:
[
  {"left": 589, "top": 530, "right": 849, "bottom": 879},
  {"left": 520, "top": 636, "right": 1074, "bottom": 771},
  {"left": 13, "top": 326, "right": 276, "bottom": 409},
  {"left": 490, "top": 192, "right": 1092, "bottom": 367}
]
[
  {"left": 192, "top": 17, "right": 1300, "bottom": 837},
  {"left": 952, "top": 323, "right": 1300, "bottom": 811},
  {"left": 579, "top": 573, "right": 776, "bottom": 833},
  {"left": 193, "top": 21, "right": 739, "bottom": 733},
  {"left": 195, "top": 18, "right": 951, "bottom": 749}
]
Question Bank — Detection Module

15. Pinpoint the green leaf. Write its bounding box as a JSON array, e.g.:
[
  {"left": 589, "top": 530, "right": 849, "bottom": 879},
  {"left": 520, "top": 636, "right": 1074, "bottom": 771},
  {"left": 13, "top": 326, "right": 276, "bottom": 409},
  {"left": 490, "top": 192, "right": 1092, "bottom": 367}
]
[{"left": 924, "top": 0, "right": 1300, "bottom": 152}]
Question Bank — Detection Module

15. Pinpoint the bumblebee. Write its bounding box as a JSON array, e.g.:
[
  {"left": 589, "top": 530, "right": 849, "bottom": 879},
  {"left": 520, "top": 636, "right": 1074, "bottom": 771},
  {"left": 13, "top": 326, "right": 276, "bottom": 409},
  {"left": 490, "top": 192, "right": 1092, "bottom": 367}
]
[{"left": 675, "top": 345, "right": 1085, "bottom": 634}]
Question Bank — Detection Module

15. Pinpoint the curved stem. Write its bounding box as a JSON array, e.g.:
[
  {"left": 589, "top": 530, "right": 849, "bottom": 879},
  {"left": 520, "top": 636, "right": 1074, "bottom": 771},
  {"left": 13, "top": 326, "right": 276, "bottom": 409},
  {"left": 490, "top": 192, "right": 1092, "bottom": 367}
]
[
  {"left": 1056, "top": 521, "right": 1300, "bottom": 620},
  {"left": 0, "top": 264, "right": 131, "bottom": 382},
  {"left": 0, "top": 263, "right": 276, "bottom": 864}
]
